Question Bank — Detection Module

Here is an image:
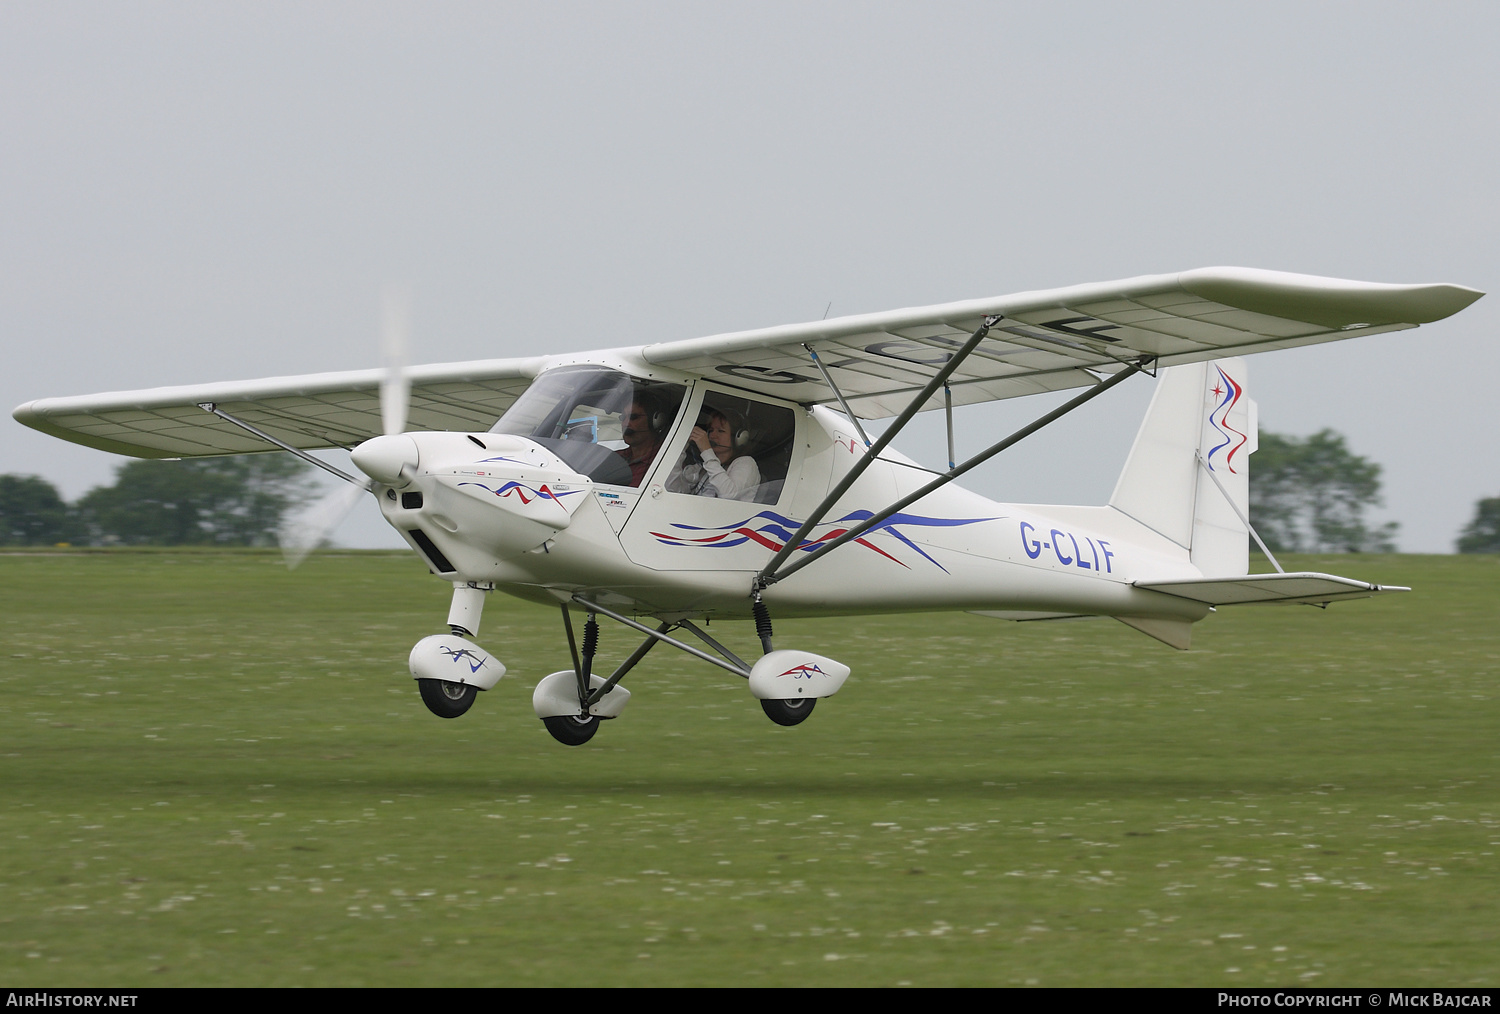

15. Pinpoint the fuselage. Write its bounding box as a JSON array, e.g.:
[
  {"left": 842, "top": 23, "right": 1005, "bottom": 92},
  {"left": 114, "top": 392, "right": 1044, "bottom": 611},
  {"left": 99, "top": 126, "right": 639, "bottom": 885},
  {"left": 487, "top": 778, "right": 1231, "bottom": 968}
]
[{"left": 357, "top": 354, "right": 1210, "bottom": 627}]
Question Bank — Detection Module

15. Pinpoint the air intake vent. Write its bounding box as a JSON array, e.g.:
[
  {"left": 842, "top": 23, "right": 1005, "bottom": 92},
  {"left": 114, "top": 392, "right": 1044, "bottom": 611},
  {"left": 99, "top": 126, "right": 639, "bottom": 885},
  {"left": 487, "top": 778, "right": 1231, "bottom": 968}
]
[
  {"left": 401, "top": 491, "right": 424, "bottom": 510},
  {"left": 407, "top": 529, "right": 456, "bottom": 574}
]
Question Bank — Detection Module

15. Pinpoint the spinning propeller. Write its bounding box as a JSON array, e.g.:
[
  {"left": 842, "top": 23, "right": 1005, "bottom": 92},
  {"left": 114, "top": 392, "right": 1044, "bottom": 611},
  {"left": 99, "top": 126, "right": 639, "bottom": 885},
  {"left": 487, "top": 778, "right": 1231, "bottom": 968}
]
[
  {"left": 278, "top": 288, "right": 415, "bottom": 568},
  {"left": 379, "top": 288, "right": 411, "bottom": 438}
]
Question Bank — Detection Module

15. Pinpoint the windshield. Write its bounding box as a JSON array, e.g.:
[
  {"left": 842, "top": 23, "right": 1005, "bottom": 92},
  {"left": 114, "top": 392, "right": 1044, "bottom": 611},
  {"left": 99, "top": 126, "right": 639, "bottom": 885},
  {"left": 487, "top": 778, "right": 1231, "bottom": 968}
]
[{"left": 491, "top": 367, "right": 687, "bottom": 487}]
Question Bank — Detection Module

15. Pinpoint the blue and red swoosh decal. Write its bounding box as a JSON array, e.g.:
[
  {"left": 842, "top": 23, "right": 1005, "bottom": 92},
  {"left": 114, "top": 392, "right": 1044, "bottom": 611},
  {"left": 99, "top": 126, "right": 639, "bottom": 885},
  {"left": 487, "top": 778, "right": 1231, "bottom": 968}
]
[
  {"left": 650, "top": 509, "right": 995, "bottom": 572},
  {"left": 457, "top": 480, "right": 583, "bottom": 504}
]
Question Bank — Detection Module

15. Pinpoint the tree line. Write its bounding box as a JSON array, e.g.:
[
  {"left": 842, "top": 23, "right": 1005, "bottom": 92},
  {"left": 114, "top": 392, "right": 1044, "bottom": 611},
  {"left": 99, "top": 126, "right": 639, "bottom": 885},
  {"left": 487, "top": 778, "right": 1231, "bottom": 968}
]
[
  {"left": 3, "top": 434, "right": 1499, "bottom": 552},
  {"left": 1244, "top": 428, "right": 1499, "bottom": 554},
  {"left": 0, "top": 456, "right": 314, "bottom": 547},
  {"left": 1248, "top": 430, "right": 1398, "bottom": 553}
]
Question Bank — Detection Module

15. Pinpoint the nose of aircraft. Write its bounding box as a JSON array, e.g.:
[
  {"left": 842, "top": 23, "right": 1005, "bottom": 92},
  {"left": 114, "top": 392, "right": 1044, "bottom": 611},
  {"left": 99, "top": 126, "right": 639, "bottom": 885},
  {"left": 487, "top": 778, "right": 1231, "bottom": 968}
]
[{"left": 351, "top": 433, "right": 419, "bottom": 486}]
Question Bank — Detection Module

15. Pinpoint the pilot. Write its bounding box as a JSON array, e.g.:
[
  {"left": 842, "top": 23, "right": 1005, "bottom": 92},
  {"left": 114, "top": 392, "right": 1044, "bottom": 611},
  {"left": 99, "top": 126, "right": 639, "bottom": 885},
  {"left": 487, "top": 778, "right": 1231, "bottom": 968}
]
[
  {"left": 674, "top": 408, "right": 760, "bottom": 501},
  {"left": 617, "top": 398, "right": 665, "bottom": 487}
]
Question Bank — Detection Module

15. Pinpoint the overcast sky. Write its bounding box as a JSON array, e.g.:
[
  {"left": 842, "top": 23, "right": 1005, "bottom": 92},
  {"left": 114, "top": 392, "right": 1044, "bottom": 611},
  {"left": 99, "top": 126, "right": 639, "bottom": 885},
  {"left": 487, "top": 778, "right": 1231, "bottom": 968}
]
[{"left": 4, "top": 2, "right": 1496, "bottom": 552}]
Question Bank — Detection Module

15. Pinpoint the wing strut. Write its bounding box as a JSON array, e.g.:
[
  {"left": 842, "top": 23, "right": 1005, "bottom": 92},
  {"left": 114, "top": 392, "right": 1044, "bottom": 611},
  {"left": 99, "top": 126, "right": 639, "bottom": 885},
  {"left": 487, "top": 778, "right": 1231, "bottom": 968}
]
[
  {"left": 1194, "top": 451, "right": 1285, "bottom": 574},
  {"left": 944, "top": 383, "right": 956, "bottom": 469},
  {"left": 803, "top": 344, "right": 871, "bottom": 448},
  {"left": 198, "top": 403, "right": 366, "bottom": 486},
  {"left": 754, "top": 355, "right": 1154, "bottom": 591},
  {"left": 753, "top": 315, "right": 1004, "bottom": 590}
]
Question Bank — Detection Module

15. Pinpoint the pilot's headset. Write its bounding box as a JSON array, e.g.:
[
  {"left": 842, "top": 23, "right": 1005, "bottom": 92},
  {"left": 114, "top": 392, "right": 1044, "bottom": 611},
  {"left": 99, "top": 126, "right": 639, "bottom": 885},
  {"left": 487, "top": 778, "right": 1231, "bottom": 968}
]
[
  {"left": 704, "top": 404, "right": 753, "bottom": 453},
  {"left": 633, "top": 394, "right": 672, "bottom": 437}
]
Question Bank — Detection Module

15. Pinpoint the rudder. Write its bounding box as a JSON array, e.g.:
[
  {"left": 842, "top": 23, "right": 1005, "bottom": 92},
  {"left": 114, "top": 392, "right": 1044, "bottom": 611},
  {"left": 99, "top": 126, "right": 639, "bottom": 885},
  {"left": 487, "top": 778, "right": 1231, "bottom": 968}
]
[{"left": 1108, "top": 358, "right": 1257, "bottom": 578}]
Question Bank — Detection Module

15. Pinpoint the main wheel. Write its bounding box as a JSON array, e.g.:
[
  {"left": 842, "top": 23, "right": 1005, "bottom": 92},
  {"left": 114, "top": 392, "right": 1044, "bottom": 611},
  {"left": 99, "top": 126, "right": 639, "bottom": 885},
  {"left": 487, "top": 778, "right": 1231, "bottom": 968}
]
[
  {"left": 542, "top": 713, "right": 599, "bottom": 746},
  {"left": 418, "top": 678, "right": 477, "bottom": 719},
  {"left": 760, "top": 696, "right": 816, "bottom": 727}
]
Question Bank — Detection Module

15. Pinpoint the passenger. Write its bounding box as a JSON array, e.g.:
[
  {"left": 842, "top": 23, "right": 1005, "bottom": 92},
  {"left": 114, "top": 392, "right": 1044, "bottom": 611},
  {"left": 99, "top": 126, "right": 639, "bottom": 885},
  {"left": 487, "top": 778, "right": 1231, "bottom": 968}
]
[
  {"left": 676, "top": 409, "right": 760, "bottom": 501},
  {"left": 616, "top": 399, "right": 664, "bottom": 487}
]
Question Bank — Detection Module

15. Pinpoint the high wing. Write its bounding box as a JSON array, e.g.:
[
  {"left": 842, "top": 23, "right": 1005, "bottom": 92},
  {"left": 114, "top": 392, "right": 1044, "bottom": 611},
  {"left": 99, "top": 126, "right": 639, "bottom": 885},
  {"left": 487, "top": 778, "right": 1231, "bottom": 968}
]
[
  {"left": 14, "top": 357, "right": 547, "bottom": 458},
  {"left": 643, "top": 267, "right": 1482, "bottom": 418},
  {"left": 14, "top": 267, "right": 1481, "bottom": 458}
]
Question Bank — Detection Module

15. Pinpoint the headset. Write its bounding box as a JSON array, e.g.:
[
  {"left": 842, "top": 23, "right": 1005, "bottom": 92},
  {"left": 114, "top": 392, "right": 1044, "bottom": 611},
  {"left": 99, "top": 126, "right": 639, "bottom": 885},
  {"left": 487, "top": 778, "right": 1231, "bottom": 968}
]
[
  {"left": 695, "top": 407, "right": 753, "bottom": 452},
  {"left": 623, "top": 393, "right": 672, "bottom": 438}
]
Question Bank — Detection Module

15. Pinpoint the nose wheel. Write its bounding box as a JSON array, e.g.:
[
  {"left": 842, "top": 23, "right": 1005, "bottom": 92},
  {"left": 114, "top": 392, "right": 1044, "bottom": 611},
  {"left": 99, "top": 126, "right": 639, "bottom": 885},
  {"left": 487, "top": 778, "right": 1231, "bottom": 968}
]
[
  {"left": 409, "top": 624, "right": 504, "bottom": 719},
  {"left": 418, "top": 678, "right": 477, "bottom": 718}
]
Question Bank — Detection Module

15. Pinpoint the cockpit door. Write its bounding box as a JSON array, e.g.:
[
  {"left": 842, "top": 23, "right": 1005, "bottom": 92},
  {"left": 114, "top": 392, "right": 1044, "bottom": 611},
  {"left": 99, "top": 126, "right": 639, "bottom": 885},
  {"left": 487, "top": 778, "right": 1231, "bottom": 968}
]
[{"left": 618, "top": 384, "right": 807, "bottom": 571}]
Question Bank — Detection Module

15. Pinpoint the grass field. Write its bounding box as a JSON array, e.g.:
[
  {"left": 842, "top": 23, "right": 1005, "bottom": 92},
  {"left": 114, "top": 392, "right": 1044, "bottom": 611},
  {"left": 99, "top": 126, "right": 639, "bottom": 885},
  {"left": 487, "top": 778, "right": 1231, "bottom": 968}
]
[{"left": 0, "top": 549, "right": 1495, "bottom": 987}]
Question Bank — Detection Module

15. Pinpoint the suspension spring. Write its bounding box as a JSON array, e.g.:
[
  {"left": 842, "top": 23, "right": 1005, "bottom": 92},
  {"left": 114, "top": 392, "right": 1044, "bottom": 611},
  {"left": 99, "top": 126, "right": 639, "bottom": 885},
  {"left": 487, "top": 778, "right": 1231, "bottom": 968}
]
[
  {"left": 582, "top": 615, "right": 599, "bottom": 660},
  {"left": 752, "top": 595, "right": 774, "bottom": 654}
]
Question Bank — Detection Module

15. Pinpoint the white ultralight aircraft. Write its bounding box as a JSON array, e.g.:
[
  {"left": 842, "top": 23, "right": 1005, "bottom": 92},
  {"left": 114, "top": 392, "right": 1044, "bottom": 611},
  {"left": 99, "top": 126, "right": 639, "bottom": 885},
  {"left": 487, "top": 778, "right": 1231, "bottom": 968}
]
[{"left": 14, "top": 267, "right": 1483, "bottom": 745}]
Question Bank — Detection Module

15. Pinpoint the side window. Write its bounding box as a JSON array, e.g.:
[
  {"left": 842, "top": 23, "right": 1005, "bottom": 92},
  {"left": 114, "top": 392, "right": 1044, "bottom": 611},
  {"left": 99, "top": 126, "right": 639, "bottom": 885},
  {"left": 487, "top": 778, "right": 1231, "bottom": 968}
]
[{"left": 664, "top": 391, "right": 796, "bottom": 504}]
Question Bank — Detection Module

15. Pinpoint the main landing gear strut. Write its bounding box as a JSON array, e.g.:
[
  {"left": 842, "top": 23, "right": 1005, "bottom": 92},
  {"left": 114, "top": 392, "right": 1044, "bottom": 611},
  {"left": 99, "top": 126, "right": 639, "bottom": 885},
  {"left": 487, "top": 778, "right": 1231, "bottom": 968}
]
[
  {"left": 528, "top": 595, "right": 848, "bottom": 746},
  {"left": 405, "top": 584, "right": 848, "bottom": 746},
  {"left": 752, "top": 594, "right": 813, "bottom": 727}
]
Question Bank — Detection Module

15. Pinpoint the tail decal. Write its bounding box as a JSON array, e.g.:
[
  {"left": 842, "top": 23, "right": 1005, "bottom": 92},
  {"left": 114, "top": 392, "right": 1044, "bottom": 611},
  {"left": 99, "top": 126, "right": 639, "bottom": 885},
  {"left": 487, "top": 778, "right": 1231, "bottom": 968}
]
[
  {"left": 1108, "top": 357, "right": 1255, "bottom": 577},
  {"left": 1204, "top": 365, "right": 1248, "bottom": 474}
]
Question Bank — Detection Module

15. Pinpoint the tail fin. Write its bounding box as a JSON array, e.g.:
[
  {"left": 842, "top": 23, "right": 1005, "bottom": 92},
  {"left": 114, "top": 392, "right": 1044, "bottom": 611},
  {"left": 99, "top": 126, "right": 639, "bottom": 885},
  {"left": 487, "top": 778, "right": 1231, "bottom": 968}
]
[{"left": 1108, "top": 358, "right": 1257, "bottom": 578}]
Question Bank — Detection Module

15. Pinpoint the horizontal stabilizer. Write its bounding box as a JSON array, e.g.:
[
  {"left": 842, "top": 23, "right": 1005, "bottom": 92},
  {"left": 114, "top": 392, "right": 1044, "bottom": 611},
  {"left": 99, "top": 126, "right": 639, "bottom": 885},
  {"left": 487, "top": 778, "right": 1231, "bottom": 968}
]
[{"left": 1135, "top": 572, "right": 1408, "bottom": 607}]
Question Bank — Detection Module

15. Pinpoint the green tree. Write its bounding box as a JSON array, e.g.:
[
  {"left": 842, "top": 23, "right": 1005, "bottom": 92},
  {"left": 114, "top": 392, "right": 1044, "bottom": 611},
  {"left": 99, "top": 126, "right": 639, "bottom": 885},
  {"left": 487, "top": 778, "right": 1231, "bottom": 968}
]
[
  {"left": 1250, "top": 429, "right": 1398, "bottom": 553},
  {"left": 0, "top": 474, "right": 74, "bottom": 545},
  {"left": 76, "top": 454, "right": 316, "bottom": 546},
  {"left": 1456, "top": 497, "right": 1500, "bottom": 553}
]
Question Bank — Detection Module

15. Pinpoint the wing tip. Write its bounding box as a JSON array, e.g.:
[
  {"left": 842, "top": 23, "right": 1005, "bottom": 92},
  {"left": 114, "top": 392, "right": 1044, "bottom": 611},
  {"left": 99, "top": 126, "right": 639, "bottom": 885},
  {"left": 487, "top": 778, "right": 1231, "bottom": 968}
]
[{"left": 1178, "top": 266, "right": 1483, "bottom": 327}]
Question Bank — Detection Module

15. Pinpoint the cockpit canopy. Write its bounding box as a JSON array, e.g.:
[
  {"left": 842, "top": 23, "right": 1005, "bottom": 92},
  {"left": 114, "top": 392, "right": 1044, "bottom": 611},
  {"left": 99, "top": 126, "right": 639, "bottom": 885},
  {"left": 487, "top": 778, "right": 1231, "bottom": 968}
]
[{"left": 490, "top": 366, "right": 686, "bottom": 486}]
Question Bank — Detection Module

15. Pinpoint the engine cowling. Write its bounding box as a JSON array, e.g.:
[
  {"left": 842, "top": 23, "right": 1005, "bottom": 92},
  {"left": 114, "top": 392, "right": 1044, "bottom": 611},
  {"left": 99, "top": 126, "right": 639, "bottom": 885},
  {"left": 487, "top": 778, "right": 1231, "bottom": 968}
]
[{"left": 358, "top": 432, "right": 594, "bottom": 569}]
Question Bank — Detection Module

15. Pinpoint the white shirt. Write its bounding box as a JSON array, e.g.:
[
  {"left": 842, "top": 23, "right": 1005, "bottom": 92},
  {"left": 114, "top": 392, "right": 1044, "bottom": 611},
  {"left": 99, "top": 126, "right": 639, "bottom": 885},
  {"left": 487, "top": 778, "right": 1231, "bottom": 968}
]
[{"left": 672, "top": 447, "right": 761, "bottom": 501}]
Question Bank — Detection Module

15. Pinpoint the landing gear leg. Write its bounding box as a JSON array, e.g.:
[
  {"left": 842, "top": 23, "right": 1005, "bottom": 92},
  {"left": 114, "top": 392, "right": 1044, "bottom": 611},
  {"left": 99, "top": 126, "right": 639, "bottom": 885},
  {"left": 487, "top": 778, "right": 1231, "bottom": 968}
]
[
  {"left": 752, "top": 593, "right": 775, "bottom": 654},
  {"left": 447, "top": 582, "right": 491, "bottom": 637},
  {"left": 540, "top": 607, "right": 603, "bottom": 746},
  {"left": 539, "top": 606, "right": 666, "bottom": 746},
  {"left": 409, "top": 587, "right": 503, "bottom": 719},
  {"left": 751, "top": 593, "right": 808, "bottom": 725},
  {"left": 576, "top": 611, "right": 598, "bottom": 710}
]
